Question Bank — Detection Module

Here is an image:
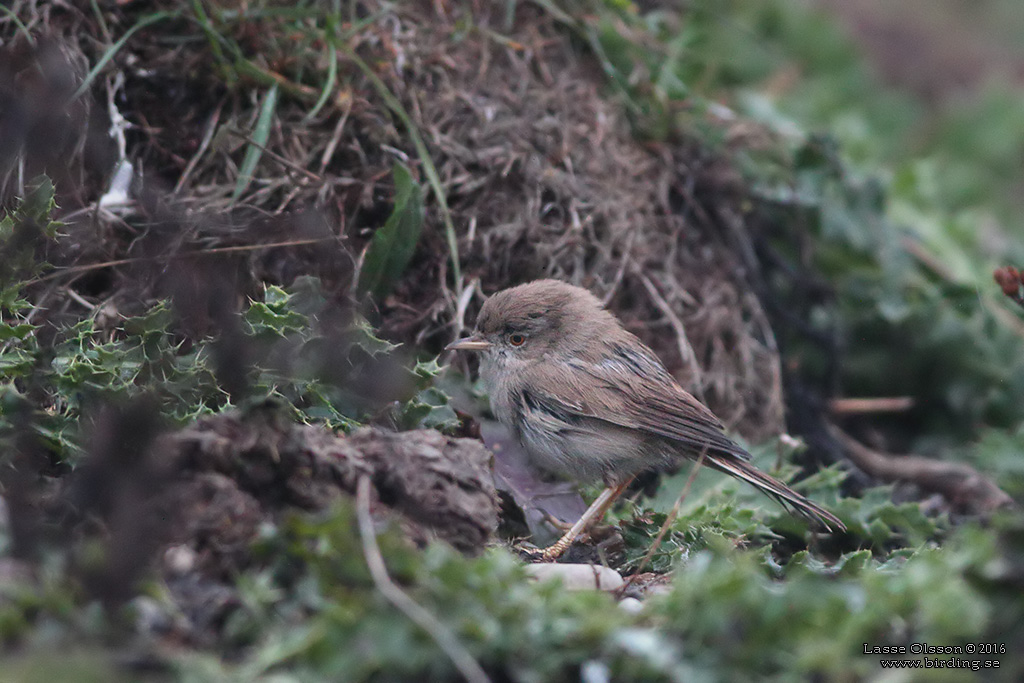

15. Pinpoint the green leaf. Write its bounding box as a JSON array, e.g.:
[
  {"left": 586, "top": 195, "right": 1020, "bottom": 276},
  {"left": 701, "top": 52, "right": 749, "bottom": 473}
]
[
  {"left": 399, "top": 386, "right": 458, "bottom": 430},
  {"left": 122, "top": 303, "right": 174, "bottom": 336},
  {"left": 350, "top": 318, "right": 399, "bottom": 355},
  {"left": 244, "top": 301, "right": 308, "bottom": 337},
  {"left": 0, "top": 349, "right": 34, "bottom": 375},
  {"left": 0, "top": 323, "right": 35, "bottom": 341},
  {"left": 358, "top": 162, "right": 425, "bottom": 299},
  {"left": 18, "top": 176, "right": 59, "bottom": 237},
  {"left": 341, "top": 47, "right": 461, "bottom": 290}
]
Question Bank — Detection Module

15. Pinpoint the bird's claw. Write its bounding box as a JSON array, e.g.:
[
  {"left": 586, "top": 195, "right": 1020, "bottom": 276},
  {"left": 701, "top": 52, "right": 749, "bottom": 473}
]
[{"left": 513, "top": 540, "right": 572, "bottom": 562}]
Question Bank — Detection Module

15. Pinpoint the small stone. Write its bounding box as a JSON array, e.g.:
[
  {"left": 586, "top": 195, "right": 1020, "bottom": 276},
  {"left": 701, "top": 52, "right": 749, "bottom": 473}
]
[
  {"left": 581, "top": 660, "right": 611, "bottom": 683},
  {"left": 524, "top": 563, "right": 624, "bottom": 591},
  {"left": 618, "top": 596, "right": 644, "bottom": 614},
  {"left": 164, "top": 544, "right": 197, "bottom": 575}
]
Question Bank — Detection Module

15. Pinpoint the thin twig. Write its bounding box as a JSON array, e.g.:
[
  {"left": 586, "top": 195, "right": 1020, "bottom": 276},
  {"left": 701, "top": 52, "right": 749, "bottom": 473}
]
[
  {"left": 29, "top": 237, "right": 340, "bottom": 284},
  {"left": 65, "top": 287, "right": 97, "bottom": 311},
  {"left": 318, "top": 98, "right": 352, "bottom": 174},
  {"left": 638, "top": 272, "right": 703, "bottom": 392},
  {"left": 901, "top": 236, "right": 958, "bottom": 284},
  {"left": 175, "top": 99, "right": 224, "bottom": 194},
  {"left": 829, "top": 424, "right": 1012, "bottom": 515},
  {"left": 829, "top": 397, "right": 914, "bottom": 414},
  {"left": 355, "top": 476, "right": 490, "bottom": 683},
  {"left": 620, "top": 448, "right": 707, "bottom": 594},
  {"left": 453, "top": 278, "right": 478, "bottom": 335},
  {"left": 601, "top": 228, "right": 637, "bottom": 307},
  {"left": 225, "top": 128, "right": 324, "bottom": 182}
]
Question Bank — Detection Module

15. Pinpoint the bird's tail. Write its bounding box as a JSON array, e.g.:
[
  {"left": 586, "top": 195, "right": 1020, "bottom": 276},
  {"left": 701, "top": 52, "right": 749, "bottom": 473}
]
[{"left": 705, "top": 454, "right": 846, "bottom": 532}]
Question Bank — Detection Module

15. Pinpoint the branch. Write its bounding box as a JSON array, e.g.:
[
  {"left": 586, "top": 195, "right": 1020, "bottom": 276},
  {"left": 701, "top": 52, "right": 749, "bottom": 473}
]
[
  {"left": 829, "top": 397, "right": 913, "bottom": 414},
  {"left": 830, "top": 424, "right": 1013, "bottom": 515}
]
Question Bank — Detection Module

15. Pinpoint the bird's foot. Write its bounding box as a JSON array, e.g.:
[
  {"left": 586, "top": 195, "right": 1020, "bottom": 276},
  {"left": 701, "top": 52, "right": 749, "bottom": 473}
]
[
  {"left": 537, "top": 531, "right": 580, "bottom": 561},
  {"left": 513, "top": 546, "right": 543, "bottom": 561},
  {"left": 512, "top": 537, "right": 577, "bottom": 562}
]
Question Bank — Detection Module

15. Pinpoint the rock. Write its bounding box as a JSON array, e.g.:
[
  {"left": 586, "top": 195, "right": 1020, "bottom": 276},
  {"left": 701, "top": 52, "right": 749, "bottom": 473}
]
[
  {"left": 618, "top": 596, "right": 644, "bottom": 614},
  {"left": 524, "top": 563, "right": 624, "bottom": 591}
]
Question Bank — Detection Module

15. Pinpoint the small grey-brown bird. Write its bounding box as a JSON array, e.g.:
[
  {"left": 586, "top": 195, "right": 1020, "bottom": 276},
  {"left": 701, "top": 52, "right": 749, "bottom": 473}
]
[{"left": 447, "top": 279, "right": 844, "bottom": 559}]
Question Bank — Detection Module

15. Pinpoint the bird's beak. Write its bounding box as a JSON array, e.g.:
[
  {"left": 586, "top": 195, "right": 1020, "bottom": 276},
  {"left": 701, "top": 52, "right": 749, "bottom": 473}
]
[{"left": 445, "top": 335, "right": 492, "bottom": 352}]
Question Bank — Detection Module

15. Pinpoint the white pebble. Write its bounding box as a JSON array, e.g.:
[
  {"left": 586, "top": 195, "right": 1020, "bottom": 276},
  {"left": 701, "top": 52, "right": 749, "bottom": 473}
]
[
  {"left": 618, "top": 596, "right": 644, "bottom": 614},
  {"left": 524, "top": 563, "right": 624, "bottom": 591}
]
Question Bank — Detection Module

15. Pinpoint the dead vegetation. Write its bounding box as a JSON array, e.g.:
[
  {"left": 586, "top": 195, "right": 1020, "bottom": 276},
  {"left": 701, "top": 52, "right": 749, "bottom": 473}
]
[{"left": 1, "top": 0, "right": 786, "bottom": 438}]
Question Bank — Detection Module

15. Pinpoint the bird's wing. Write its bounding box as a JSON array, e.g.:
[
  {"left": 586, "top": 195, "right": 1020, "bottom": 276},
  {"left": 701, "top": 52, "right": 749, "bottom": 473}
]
[
  {"left": 521, "top": 347, "right": 750, "bottom": 461},
  {"left": 519, "top": 349, "right": 846, "bottom": 532}
]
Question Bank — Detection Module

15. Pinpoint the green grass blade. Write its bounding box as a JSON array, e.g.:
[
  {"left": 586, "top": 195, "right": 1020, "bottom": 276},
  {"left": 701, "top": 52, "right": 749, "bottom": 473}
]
[
  {"left": 232, "top": 83, "right": 279, "bottom": 203},
  {"left": 0, "top": 5, "right": 35, "bottom": 44},
  {"left": 70, "top": 11, "right": 177, "bottom": 102},
  {"left": 188, "top": 0, "right": 230, "bottom": 67},
  {"left": 304, "top": 40, "right": 338, "bottom": 122},
  {"left": 340, "top": 46, "right": 462, "bottom": 296}
]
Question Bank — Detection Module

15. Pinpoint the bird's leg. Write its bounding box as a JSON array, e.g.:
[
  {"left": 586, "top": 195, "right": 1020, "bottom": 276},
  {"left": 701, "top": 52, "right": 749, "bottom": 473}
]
[
  {"left": 540, "top": 477, "right": 635, "bottom": 561},
  {"left": 538, "top": 489, "right": 615, "bottom": 561},
  {"left": 542, "top": 512, "right": 573, "bottom": 532}
]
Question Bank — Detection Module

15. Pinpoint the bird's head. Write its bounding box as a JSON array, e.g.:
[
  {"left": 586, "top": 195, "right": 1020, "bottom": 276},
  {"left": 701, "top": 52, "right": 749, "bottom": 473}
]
[{"left": 446, "top": 279, "right": 618, "bottom": 361}]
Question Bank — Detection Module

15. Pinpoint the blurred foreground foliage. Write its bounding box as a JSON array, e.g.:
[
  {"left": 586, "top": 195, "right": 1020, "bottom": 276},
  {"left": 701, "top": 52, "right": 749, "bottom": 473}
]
[
  {"left": 165, "top": 506, "right": 1021, "bottom": 680},
  {"left": 3, "top": 0, "right": 1024, "bottom": 680},
  {"left": 5, "top": 493, "right": 1022, "bottom": 680}
]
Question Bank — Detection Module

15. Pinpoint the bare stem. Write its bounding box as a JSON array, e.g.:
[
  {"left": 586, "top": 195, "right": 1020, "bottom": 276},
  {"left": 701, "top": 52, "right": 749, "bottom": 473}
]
[
  {"left": 355, "top": 476, "right": 491, "bottom": 683},
  {"left": 620, "top": 448, "right": 707, "bottom": 593}
]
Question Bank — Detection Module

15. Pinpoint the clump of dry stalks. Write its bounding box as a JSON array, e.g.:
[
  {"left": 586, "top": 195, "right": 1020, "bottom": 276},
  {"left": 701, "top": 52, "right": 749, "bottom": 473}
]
[{"left": 0, "top": 0, "right": 785, "bottom": 440}]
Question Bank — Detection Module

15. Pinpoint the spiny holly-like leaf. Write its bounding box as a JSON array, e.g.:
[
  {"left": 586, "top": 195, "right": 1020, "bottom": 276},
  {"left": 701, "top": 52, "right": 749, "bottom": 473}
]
[
  {"left": 0, "top": 175, "right": 61, "bottom": 239},
  {"left": 122, "top": 303, "right": 174, "bottom": 336},
  {"left": 397, "top": 386, "right": 458, "bottom": 431},
  {"left": 350, "top": 318, "right": 399, "bottom": 355},
  {"left": 0, "top": 322, "right": 35, "bottom": 341},
  {"left": 0, "top": 175, "right": 61, "bottom": 288},
  {"left": 358, "top": 162, "right": 424, "bottom": 299},
  {"left": 245, "top": 286, "right": 309, "bottom": 337},
  {"left": 19, "top": 175, "right": 61, "bottom": 239},
  {"left": 412, "top": 358, "right": 444, "bottom": 383}
]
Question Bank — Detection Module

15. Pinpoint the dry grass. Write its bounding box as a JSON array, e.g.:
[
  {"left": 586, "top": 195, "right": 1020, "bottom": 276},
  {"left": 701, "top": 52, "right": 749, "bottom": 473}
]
[{"left": 0, "top": 0, "right": 784, "bottom": 438}]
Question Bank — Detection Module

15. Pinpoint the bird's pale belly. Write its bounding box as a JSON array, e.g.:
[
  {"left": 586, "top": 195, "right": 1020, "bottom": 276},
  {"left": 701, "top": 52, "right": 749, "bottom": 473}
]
[{"left": 517, "top": 412, "right": 674, "bottom": 483}]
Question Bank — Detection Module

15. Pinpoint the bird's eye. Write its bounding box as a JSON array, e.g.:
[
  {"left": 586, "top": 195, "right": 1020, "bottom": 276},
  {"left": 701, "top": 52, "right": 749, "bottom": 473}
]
[{"left": 508, "top": 333, "right": 526, "bottom": 347}]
